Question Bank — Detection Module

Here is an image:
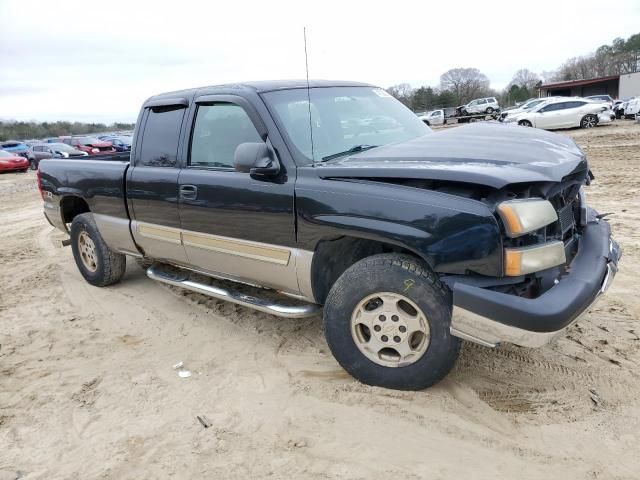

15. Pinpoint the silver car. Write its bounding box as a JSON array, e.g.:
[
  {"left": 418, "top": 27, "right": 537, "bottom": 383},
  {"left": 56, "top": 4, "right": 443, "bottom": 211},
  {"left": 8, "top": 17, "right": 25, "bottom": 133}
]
[
  {"left": 462, "top": 97, "right": 500, "bottom": 115},
  {"left": 30, "top": 143, "right": 87, "bottom": 168}
]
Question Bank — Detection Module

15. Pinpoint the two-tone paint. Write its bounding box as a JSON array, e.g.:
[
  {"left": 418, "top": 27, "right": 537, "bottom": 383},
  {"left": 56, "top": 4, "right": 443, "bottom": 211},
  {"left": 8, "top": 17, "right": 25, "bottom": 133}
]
[{"left": 39, "top": 80, "right": 610, "bottom": 341}]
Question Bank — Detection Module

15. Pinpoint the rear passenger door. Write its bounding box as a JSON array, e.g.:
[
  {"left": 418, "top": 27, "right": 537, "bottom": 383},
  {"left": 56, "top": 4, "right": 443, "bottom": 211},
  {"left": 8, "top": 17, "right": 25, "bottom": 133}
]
[
  {"left": 127, "top": 99, "right": 190, "bottom": 264},
  {"left": 177, "top": 94, "right": 299, "bottom": 295}
]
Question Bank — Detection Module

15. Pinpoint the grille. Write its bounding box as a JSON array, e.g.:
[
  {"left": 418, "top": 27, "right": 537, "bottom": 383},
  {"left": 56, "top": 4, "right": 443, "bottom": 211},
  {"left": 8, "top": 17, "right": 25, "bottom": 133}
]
[{"left": 557, "top": 202, "right": 576, "bottom": 236}]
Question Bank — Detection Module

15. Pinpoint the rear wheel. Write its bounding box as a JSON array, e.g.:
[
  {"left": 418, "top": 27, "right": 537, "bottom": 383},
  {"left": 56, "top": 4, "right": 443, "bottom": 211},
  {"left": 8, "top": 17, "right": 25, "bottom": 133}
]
[
  {"left": 70, "top": 213, "right": 126, "bottom": 286},
  {"left": 323, "top": 254, "right": 460, "bottom": 390},
  {"left": 519, "top": 120, "right": 532, "bottom": 127},
  {"left": 581, "top": 114, "right": 597, "bottom": 128}
]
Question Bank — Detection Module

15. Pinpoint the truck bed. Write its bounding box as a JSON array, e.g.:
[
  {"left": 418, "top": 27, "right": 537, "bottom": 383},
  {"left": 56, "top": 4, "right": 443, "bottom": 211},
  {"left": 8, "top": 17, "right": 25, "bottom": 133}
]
[{"left": 39, "top": 157, "right": 131, "bottom": 231}]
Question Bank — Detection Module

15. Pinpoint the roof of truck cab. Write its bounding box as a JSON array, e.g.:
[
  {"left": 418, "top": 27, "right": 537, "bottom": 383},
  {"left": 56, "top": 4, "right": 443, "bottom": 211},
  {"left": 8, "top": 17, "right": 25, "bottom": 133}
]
[{"left": 143, "top": 80, "right": 376, "bottom": 106}]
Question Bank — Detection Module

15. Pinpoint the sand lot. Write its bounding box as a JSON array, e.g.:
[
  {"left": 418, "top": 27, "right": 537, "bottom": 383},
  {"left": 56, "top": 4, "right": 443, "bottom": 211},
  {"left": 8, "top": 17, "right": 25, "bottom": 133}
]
[{"left": 1, "top": 121, "right": 639, "bottom": 479}]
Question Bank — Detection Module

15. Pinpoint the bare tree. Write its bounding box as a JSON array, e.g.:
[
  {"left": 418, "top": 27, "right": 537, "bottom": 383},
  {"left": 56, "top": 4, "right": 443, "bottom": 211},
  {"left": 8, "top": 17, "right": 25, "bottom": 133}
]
[
  {"left": 386, "top": 83, "right": 414, "bottom": 107},
  {"left": 439, "top": 68, "right": 491, "bottom": 105},
  {"left": 509, "top": 69, "right": 541, "bottom": 91}
]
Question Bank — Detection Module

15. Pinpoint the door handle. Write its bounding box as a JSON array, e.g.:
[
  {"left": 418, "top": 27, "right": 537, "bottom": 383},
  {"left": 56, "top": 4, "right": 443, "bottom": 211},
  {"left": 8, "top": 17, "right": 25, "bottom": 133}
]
[{"left": 179, "top": 184, "right": 198, "bottom": 200}]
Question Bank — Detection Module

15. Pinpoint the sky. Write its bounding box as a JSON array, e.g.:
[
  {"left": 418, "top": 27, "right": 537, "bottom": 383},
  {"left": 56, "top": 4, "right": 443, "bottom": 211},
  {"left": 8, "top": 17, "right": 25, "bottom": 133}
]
[{"left": 1, "top": 0, "right": 639, "bottom": 123}]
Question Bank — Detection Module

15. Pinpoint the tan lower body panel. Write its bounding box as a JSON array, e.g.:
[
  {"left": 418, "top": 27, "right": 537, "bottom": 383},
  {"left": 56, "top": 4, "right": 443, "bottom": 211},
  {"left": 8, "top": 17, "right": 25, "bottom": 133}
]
[{"left": 132, "top": 221, "right": 315, "bottom": 302}]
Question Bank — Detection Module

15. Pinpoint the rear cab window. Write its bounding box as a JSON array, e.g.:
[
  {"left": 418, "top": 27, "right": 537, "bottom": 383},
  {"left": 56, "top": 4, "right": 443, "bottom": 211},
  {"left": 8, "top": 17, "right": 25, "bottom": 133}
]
[{"left": 138, "top": 106, "right": 186, "bottom": 167}]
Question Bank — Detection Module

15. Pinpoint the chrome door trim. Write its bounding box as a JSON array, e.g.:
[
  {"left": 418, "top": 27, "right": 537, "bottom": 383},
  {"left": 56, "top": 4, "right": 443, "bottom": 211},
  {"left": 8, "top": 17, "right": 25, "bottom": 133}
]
[
  {"left": 181, "top": 231, "right": 291, "bottom": 265},
  {"left": 136, "top": 222, "right": 182, "bottom": 244}
]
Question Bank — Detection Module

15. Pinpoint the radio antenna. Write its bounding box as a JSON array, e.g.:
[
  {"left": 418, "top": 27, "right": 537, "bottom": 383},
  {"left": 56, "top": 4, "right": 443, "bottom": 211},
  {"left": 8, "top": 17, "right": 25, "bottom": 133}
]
[{"left": 303, "top": 27, "right": 315, "bottom": 164}]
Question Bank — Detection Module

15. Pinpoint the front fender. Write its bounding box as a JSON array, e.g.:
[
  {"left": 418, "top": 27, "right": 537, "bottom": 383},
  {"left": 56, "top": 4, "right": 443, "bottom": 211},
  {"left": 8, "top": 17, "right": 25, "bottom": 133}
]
[{"left": 296, "top": 174, "right": 503, "bottom": 276}]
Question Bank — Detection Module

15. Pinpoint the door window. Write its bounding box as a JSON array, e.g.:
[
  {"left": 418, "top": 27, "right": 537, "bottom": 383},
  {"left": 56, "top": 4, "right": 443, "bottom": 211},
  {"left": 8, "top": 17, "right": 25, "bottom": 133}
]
[
  {"left": 138, "top": 106, "right": 186, "bottom": 167},
  {"left": 189, "top": 103, "right": 262, "bottom": 169}
]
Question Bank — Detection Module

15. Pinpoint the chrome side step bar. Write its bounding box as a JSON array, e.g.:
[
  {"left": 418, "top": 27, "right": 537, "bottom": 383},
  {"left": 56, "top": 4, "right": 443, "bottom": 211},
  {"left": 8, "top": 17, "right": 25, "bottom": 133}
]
[{"left": 146, "top": 264, "right": 322, "bottom": 319}]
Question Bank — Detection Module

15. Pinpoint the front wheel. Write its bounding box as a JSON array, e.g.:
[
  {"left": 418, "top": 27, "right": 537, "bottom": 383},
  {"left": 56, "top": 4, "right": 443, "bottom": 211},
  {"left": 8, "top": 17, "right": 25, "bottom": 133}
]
[
  {"left": 486, "top": 107, "right": 494, "bottom": 114},
  {"left": 581, "top": 114, "right": 597, "bottom": 128},
  {"left": 323, "top": 254, "right": 461, "bottom": 390},
  {"left": 70, "top": 213, "right": 126, "bottom": 286},
  {"left": 519, "top": 120, "right": 533, "bottom": 127}
]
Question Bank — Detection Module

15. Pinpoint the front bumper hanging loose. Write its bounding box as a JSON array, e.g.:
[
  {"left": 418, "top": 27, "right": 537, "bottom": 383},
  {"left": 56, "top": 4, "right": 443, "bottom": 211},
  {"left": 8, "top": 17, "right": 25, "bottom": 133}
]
[{"left": 450, "top": 208, "right": 621, "bottom": 348}]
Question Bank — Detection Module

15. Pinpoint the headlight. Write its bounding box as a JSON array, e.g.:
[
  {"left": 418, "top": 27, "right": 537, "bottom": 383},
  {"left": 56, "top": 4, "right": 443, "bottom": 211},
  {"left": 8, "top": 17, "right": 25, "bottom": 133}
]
[
  {"left": 91, "top": 148, "right": 100, "bottom": 153},
  {"left": 504, "top": 241, "right": 566, "bottom": 276},
  {"left": 497, "top": 199, "right": 558, "bottom": 237}
]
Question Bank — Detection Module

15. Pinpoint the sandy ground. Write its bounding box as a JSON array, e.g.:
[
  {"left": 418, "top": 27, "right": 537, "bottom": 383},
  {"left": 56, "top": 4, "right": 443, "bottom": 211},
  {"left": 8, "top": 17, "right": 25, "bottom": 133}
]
[{"left": 1, "top": 121, "right": 639, "bottom": 479}]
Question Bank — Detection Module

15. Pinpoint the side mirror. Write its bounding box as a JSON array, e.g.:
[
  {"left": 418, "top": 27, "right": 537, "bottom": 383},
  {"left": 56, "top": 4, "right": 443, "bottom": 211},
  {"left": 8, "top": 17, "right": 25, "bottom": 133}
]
[{"left": 233, "top": 142, "right": 280, "bottom": 175}]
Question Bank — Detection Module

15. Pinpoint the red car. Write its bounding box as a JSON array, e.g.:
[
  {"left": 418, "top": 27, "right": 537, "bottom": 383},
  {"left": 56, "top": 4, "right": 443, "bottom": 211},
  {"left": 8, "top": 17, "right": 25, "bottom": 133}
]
[
  {"left": 0, "top": 150, "right": 29, "bottom": 172},
  {"left": 63, "top": 136, "right": 116, "bottom": 155}
]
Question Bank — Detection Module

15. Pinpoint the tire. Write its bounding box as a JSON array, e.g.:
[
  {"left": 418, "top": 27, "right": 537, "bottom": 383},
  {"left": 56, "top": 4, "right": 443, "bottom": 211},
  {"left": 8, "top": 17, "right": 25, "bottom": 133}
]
[
  {"left": 486, "top": 107, "right": 494, "bottom": 114},
  {"left": 580, "top": 114, "right": 597, "bottom": 129},
  {"left": 519, "top": 120, "right": 532, "bottom": 127},
  {"left": 70, "top": 213, "right": 126, "bottom": 287},
  {"left": 323, "top": 254, "right": 461, "bottom": 390}
]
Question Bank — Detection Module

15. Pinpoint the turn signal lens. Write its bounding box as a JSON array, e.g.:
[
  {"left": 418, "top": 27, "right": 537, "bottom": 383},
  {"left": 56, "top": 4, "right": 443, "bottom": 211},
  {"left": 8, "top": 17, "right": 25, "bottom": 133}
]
[
  {"left": 497, "top": 199, "right": 558, "bottom": 238},
  {"left": 504, "top": 241, "right": 566, "bottom": 276}
]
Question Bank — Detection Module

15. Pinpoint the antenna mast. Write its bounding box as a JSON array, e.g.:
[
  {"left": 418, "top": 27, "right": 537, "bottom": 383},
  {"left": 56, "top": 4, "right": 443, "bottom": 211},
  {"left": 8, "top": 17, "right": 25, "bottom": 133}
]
[{"left": 303, "top": 27, "right": 315, "bottom": 164}]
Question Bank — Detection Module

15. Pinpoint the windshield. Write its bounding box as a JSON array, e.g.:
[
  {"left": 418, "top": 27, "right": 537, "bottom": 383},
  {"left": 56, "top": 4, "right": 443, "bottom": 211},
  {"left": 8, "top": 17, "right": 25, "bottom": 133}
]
[
  {"left": 262, "top": 86, "right": 430, "bottom": 163},
  {"left": 523, "top": 99, "right": 546, "bottom": 110}
]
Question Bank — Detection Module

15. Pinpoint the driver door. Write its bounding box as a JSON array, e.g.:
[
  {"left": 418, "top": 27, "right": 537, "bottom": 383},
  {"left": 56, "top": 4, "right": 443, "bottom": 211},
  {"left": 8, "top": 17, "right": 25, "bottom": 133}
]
[{"left": 177, "top": 94, "right": 299, "bottom": 295}]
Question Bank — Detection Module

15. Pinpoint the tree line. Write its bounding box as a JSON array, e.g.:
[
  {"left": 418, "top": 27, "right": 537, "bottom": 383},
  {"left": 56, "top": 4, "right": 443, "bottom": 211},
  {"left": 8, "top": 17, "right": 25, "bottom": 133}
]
[
  {"left": 387, "top": 32, "right": 639, "bottom": 112},
  {"left": 0, "top": 121, "right": 135, "bottom": 142}
]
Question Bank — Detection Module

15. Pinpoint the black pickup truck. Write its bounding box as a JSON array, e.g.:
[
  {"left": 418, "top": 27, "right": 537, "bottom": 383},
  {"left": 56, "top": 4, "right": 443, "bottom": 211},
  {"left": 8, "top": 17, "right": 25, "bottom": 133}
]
[{"left": 39, "top": 80, "right": 621, "bottom": 390}]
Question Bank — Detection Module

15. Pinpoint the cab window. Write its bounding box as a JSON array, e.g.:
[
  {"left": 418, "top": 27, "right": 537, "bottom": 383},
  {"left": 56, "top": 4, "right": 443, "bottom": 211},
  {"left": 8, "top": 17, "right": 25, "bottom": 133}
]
[
  {"left": 189, "top": 103, "right": 262, "bottom": 169},
  {"left": 138, "top": 105, "right": 186, "bottom": 167}
]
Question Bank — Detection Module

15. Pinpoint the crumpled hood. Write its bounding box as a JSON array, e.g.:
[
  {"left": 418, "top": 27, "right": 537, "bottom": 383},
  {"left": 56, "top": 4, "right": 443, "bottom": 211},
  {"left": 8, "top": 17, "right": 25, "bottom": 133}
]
[{"left": 316, "top": 122, "right": 588, "bottom": 189}]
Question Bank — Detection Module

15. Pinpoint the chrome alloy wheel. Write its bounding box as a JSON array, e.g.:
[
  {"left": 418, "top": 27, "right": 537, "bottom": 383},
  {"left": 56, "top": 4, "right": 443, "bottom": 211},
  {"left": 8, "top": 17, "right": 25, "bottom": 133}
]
[
  {"left": 350, "top": 292, "right": 430, "bottom": 368},
  {"left": 582, "top": 115, "right": 597, "bottom": 128},
  {"left": 78, "top": 230, "right": 98, "bottom": 272}
]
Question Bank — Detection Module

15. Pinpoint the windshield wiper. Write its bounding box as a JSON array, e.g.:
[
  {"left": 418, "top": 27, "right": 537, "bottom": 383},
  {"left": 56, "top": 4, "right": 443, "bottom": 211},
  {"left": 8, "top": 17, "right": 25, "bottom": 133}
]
[{"left": 320, "top": 144, "right": 378, "bottom": 162}]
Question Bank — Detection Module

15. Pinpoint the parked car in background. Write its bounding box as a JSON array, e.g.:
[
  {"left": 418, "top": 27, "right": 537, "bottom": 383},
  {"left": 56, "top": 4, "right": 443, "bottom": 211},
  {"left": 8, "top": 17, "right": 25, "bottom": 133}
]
[
  {"left": 0, "top": 150, "right": 29, "bottom": 172},
  {"left": 504, "top": 98, "right": 607, "bottom": 129},
  {"left": 585, "top": 94, "right": 614, "bottom": 109},
  {"left": 62, "top": 136, "right": 116, "bottom": 155},
  {"left": 1, "top": 140, "right": 35, "bottom": 161},
  {"left": 462, "top": 97, "right": 499, "bottom": 115},
  {"left": 29, "top": 142, "right": 88, "bottom": 169},
  {"left": 98, "top": 135, "right": 131, "bottom": 152},
  {"left": 418, "top": 109, "right": 445, "bottom": 126},
  {"left": 499, "top": 97, "right": 556, "bottom": 122},
  {"left": 612, "top": 100, "right": 625, "bottom": 118},
  {"left": 622, "top": 98, "right": 639, "bottom": 119}
]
